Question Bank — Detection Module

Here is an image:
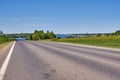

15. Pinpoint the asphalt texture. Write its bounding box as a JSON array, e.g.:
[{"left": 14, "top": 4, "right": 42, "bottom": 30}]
[{"left": 1, "top": 41, "right": 120, "bottom": 80}]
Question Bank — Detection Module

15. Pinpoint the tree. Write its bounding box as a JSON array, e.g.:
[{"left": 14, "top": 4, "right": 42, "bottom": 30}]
[
  {"left": 27, "top": 34, "right": 33, "bottom": 40},
  {"left": 49, "top": 31, "right": 56, "bottom": 39},
  {"left": 115, "top": 30, "right": 120, "bottom": 35},
  {"left": 30, "top": 30, "right": 56, "bottom": 40},
  {"left": 96, "top": 34, "right": 102, "bottom": 37},
  {"left": 39, "top": 30, "right": 45, "bottom": 39},
  {"left": 32, "top": 33, "right": 39, "bottom": 40},
  {"left": 33, "top": 30, "right": 40, "bottom": 40}
]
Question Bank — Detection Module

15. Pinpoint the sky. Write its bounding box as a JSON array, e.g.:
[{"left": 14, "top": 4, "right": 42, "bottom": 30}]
[{"left": 0, "top": 0, "right": 120, "bottom": 34}]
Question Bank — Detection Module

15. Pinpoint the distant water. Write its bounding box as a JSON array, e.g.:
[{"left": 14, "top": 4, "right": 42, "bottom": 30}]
[
  {"left": 15, "top": 37, "right": 26, "bottom": 41},
  {"left": 56, "top": 34, "right": 70, "bottom": 38}
]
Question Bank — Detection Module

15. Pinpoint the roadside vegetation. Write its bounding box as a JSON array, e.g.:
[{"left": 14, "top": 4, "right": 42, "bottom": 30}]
[
  {"left": 27, "top": 30, "right": 56, "bottom": 40},
  {"left": 55, "top": 36, "right": 120, "bottom": 48},
  {"left": 0, "top": 36, "right": 14, "bottom": 44},
  {"left": 0, "top": 30, "right": 14, "bottom": 45},
  {"left": 0, "top": 30, "right": 56, "bottom": 42},
  {"left": 49, "top": 30, "right": 120, "bottom": 48},
  {"left": 1, "top": 29, "right": 120, "bottom": 48}
]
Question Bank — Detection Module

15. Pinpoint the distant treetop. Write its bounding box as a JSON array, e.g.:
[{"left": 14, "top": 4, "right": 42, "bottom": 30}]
[
  {"left": 115, "top": 30, "right": 120, "bottom": 35},
  {"left": 28, "top": 30, "right": 56, "bottom": 40}
]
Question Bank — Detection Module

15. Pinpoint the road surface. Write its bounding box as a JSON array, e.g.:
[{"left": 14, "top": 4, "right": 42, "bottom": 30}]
[{"left": 0, "top": 41, "right": 120, "bottom": 80}]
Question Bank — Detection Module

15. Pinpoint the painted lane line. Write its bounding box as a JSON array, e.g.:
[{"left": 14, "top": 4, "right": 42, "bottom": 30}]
[{"left": 0, "top": 42, "right": 16, "bottom": 80}]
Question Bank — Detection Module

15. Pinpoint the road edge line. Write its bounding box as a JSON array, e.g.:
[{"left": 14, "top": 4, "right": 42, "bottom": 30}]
[{"left": 0, "top": 41, "right": 16, "bottom": 80}]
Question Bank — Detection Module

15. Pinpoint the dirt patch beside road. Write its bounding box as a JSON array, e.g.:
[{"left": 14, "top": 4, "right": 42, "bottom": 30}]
[{"left": 0, "top": 42, "right": 13, "bottom": 55}]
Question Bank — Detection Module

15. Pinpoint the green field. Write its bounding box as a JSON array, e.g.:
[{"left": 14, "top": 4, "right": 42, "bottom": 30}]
[{"left": 53, "top": 36, "right": 120, "bottom": 48}]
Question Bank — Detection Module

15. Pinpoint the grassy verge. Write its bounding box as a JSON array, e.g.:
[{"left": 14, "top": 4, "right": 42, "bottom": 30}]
[
  {"left": 44, "top": 36, "right": 120, "bottom": 48},
  {"left": 0, "top": 42, "right": 11, "bottom": 49}
]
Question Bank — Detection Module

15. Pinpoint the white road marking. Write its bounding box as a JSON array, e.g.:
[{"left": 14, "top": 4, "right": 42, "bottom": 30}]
[{"left": 0, "top": 42, "right": 16, "bottom": 80}]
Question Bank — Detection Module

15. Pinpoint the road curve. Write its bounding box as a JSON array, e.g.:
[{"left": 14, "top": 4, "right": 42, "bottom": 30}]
[{"left": 2, "top": 41, "right": 120, "bottom": 80}]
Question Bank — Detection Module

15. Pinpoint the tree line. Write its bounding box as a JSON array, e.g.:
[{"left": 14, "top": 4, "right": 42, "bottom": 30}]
[
  {"left": 0, "top": 30, "right": 14, "bottom": 44},
  {"left": 0, "top": 29, "right": 120, "bottom": 42},
  {"left": 27, "top": 30, "right": 56, "bottom": 40}
]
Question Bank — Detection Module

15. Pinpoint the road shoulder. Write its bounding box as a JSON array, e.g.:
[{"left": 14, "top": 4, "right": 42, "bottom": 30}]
[{"left": 47, "top": 42, "right": 120, "bottom": 51}]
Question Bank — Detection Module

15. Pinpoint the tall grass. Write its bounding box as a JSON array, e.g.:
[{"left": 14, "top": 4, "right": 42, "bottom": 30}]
[
  {"left": 0, "top": 36, "right": 13, "bottom": 44},
  {"left": 56, "top": 36, "right": 120, "bottom": 48}
]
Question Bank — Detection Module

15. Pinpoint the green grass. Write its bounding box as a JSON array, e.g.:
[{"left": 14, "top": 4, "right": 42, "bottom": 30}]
[{"left": 48, "top": 36, "right": 120, "bottom": 48}]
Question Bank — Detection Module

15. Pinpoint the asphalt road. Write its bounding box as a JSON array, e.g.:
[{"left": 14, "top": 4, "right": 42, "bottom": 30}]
[{"left": 1, "top": 41, "right": 120, "bottom": 80}]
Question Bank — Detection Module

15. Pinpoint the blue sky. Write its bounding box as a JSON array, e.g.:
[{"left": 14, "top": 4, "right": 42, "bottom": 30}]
[{"left": 0, "top": 0, "right": 120, "bottom": 34}]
